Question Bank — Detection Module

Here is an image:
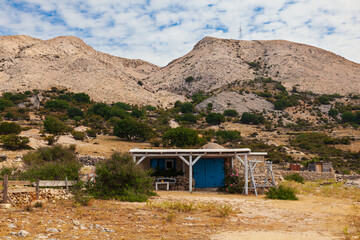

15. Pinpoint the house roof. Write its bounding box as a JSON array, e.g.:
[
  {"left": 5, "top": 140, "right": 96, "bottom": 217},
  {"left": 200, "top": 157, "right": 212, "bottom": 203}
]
[{"left": 129, "top": 148, "right": 267, "bottom": 157}]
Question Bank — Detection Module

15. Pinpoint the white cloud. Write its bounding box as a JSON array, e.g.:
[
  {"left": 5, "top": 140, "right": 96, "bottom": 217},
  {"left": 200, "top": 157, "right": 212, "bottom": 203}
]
[{"left": 0, "top": 0, "right": 359, "bottom": 66}]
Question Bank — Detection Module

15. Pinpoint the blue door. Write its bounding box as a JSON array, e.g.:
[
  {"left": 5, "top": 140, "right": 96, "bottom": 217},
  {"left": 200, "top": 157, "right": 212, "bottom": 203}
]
[{"left": 193, "top": 159, "right": 224, "bottom": 188}]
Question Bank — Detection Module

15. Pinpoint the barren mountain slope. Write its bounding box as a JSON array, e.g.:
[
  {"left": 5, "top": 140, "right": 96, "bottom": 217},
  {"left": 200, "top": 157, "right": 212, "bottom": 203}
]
[
  {"left": 0, "top": 35, "right": 183, "bottom": 106},
  {"left": 143, "top": 37, "right": 360, "bottom": 95}
]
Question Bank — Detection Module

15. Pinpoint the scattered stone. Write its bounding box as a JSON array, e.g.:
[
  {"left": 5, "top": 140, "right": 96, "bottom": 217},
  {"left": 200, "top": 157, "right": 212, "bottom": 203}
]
[
  {"left": 7, "top": 223, "right": 17, "bottom": 228},
  {"left": 80, "top": 225, "right": 88, "bottom": 230},
  {"left": 0, "top": 154, "right": 7, "bottom": 162},
  {"left": 73, "top": 220, "right": 80, "bottom": 226},
  {"left": 46, "top": 228, "right": 60, "bottom": 233},
  {"left": 16, "top": 230, "right": 30, "bottom": 237},
  {"left": 102, "top": 228, "right": 115, "bottom": 233}
]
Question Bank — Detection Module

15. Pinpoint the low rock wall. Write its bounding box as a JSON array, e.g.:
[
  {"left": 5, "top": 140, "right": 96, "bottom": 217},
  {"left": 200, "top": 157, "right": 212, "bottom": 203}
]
[
  {"left": 278, "top": 170, "right": 336, "bottom": 181},
  {"left": 77, "top": 155, "right": 106, "bottom": 166}
]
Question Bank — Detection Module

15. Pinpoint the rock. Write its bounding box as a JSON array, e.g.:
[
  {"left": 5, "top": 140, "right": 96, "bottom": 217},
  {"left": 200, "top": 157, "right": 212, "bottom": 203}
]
[
  {"left": 177, "top": 186, "right": 186, "bottom": 191},
  {"left": 80, "top": 225, "right": 87, "bottom": 230},
  {"left": 73, "top": 220, "right": 81, "bottom": 226},
  {"left": 102, "top": 228, "right": 115, "bottom": 233},
  {"left": 0, "top": 154, "right": 7, "bottom": 162},
  {"left": 77, "top": 155, "right": 106, "bottom": 166},
  {"left": 16, "top": 230, "right": 30, "bottom": 237},
  {"left": 7, "top": 223, "right": 17, "bottom": 228},
  {"left": 46, "top": 228, "right": 60, "bottom": 233},
  {"left": 95, "top": 224, "right": 102, "bottom": 229},
  {"left": 0, "top": 204, "right": 12, "bottom": 209}
]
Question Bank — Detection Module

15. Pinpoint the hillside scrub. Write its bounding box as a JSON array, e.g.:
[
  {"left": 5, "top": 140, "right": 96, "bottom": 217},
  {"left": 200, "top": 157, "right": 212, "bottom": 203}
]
[
  {"left": 206, "top": 113, "right": 225, "bottom": 125},
  {"left": 43, "top": 116, "right": 72, "bottom": 135},
  {"left": 19, "top": 145, "right": 81, "bottom": 181},
  {"left": 89, "top": 153, "right": 154, "bottom": 202},
  {"left": 113, "top": 118, "right": 155, "bottom": 141},
  {"left": 162, "top": 127, "right": 201, "bottom": 147},
  {"left": 266, "top": 185, "right": 298, "bottom": 200},
  {"left": 0, "top": 122, "right": 21, "bottom": 135},
  {"left": 1, "top": 134, "right": 30, "bottom": 150}
]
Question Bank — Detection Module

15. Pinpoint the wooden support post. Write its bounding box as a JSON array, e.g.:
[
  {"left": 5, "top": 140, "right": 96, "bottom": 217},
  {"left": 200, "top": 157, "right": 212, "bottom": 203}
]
[
  {"left": 65, "top": 177, "right": 69, "bottom": 194},
  {"left": 244, "top": 154, "right": 248, "bottom": 195},
  {"left": 36, "top": 179, "right": 40, "bottom": 200},
  {"left": 3, "top": 175, "right": 8, "bottom": 203},
  {"left": 189, "top": 155, "right": 193, "bottom": 193}
]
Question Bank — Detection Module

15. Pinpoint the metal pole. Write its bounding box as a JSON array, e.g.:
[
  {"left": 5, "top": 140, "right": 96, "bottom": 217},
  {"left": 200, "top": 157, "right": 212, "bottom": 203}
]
[
  {"left": 189, "top": 155, "right": 193, "bottom": 193},
  {"left": 244, "top": 154, "right": 248, "bottom": 195},
  {"left": 36, "top": 179, "right": 40, "bottom": 200}
]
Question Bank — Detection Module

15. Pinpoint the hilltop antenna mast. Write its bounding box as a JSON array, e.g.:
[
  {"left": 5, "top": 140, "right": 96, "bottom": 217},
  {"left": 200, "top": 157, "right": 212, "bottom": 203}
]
[{"left": 239, "top": 25, "right": 243, "bottom": 40}]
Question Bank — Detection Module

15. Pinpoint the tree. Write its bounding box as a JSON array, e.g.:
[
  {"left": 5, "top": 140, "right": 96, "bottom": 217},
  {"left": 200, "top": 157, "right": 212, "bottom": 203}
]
[
  {"left": 68, "top": 107, "right": 84, "bottom": 118},
  {"left": 131, "top": 107, "right": 145, "bottom": 118},
  {"left": 180, "top": 102, "right": 194, "bottom": 113},
  {"left": 0, "top": 122, "right": 21, "bottom": 135},
  {"left": 43, "top": 116, "right": 70, "bottom": 135},
  {"left": 73, "top": 93, "right": 91, "bottom": 103},
  {"left": 341, "top": 111, "right": 355, "bottom": 123},
  {"left": 162, "top": 127, "right": 200, "bottom": 147},
  {"left": 45, "top": 100, "right": 70, "bottom": 111},
  {"left": 1, "top": 134, "right": 29, "bottom": 150},
  {"left": 328, "top": 108, "right": 339, "bottom": 118},
  {"left": 113, "top": 118, "right": 155, "bottom": 141},
  {"left": 240, "top": 112, "right": 265, "bottom": 125},
  {"left": 0, "top": 99, "right": 13, "bottom": 111},
  {"left": 181, "top": 113, "right": 197, "bottom": 123},
  {"left": 223, "top": 109, "right": 239, "bottom": 117},
  {"left": 206, "top": 113, "right": 225, "bottom": 125}
]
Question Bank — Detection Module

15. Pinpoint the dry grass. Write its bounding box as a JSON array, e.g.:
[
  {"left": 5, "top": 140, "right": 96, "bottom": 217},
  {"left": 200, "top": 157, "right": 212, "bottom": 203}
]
[{"left": 281, "top": 180, "right": 360, "bottom": 201}]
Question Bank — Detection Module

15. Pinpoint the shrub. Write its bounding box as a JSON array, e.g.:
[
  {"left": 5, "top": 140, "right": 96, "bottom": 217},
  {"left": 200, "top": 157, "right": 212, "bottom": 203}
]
[
  {"left": 0, "top": 122, "right": 21, "bottom": 135},
  {"left": 223, "top": 165, "right": 243, "bottom": 194},
  {"left": 180, "top": 102, "right": 194, "bottom": 113},
  {"left": 43, "top": 116, "right": 71, "bottom": 135},
  {"left": 71, "top": 182, "right": 93, "bottom": 206},
  {"left": 73, "top": 93, "right": 90, "bottom": 103},
  {"left": 1, "top": 134, "right": 30, "bottom": 150},
  {"left": 45, "top": 100, "right": 70, "bottom": 111},
  {"left": 113, "top": 118, "right": 155, "bottom": 141},
  {"left": 72, "top": 131, "right": 86, "bottom": 141},
  {"left": 0, "top": 99, "right": 13, "bottom": 111},
  {"left": 284, "top": 173, "right": 304, "bottom": 184},
  {"left": 240, "top": 112, "right": 265, "bottom": 125},
  {"left": 181, "top": 113, "right": 197, "bottom": 123},
  {"left": 265, "top": 185, "right": 298, "bottom": 200},
  {"left": 162, "top": 127, "right": 200, "bottom": 147},
  {"left": 328, "top": 108, "right": 339, "bottom": 118},
  {"left": 68, "top": 107, "right": 84, "bottom": 119},
  {"left": 216, "top": 130, "right": 241, "bottom": 142},
  {"left": 86, "top": 129, "right": 97, "bottom": 138},
  {"left": 57, "top": 94, "right": 73, "bottom": 101},
  {"left": 113, "top": 102, "right": 132, "bottom": 111},
  {"left": 88, "top": 103, "right": 111, "bottom": 118},
  {"left": 20, "top": 145, "right": 80, "bottom": 181},
  {"left": 19, "top": 161, "right": 81, "bottom": 181},
  {"left": 185, "top": 76, "right": 194, "bottom": 83},
  {"left": 89, "top": 153, "right": 154, "bottom": 202},
  {"left": 131, "top": 107, "right": 145, "bottom": 118},
  {"left": 174, "top": 101, "right": 182, "bottom": 108},
  {"left": 223, "top": 109, "right": 239, "bottom": 117},
  {"left": 206, "top": 113, "right": 225, "bottom": 125}
]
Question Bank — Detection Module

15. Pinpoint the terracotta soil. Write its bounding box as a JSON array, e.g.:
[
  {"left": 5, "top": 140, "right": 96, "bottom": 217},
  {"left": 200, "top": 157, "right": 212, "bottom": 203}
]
[{"left": 0, "top": 191, "right": 358, "bottom": 239}]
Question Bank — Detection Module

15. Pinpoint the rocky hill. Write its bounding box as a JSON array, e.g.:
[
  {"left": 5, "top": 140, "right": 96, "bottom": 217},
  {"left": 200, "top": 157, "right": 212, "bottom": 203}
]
[
  {"left": 0, "top": 35, "right": 183, "bottom": 106},
  {"left": 143, "top": 37, "right": 360, "bottom": 96}
]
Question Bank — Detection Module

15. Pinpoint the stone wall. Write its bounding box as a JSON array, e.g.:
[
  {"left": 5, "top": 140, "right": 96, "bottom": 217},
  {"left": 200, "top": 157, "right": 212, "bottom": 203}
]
[
  {"left": 278, "top": 170, "right": 336, "bottom": 181},
  {"left": 77, "top": 155, "right": 106, "bottom": 166}
]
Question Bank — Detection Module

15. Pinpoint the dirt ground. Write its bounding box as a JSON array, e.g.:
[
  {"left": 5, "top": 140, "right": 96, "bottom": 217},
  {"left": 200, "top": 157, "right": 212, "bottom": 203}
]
[{"left": 1, "top": 191, "right": 359, "bottom": 240}]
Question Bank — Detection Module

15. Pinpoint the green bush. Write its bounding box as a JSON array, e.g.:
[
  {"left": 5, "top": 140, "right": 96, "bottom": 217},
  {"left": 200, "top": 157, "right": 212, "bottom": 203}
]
[
  {"left": 45, "top": 99, "right": 70, "bottom": 111},
  {"left": 113, "top": 118, "right": 155, "bottom": 141},
  {"left": 223, "top": 109, "right": 239, "bottom": 117},
  {"left": 89, "top": 153, "right": 154, "bottom": 202},
  {"left": 20, "top": 145, "right": 80, "bottom": 181},
  {"left": 185, "top": 76, "right": 194, "bottom": 83},
  {"left": 216, "top": 130, "right": 241, "bottom": 142},
  {"left": 1, "top": 134, "right": 30, "bottom": 150},
  {"left": 181, "top": 113, "right": 197, "bottom": 123},
  {"left": 72, "top": 131, "right": 86, "bottom": 141},
  {"left": 162, "top": 127, "right": 200, "bottom": 147},
  {"left": 0, "top": 99, "right": 13, "bottom": 111},
  {"left": 68, "top": 107, "right": 84, "bottom": 118},
  {"left": 0, "top": 122, "right": 22, "bottom": 135},
  {"left": 240, "top": 112, "right": 265, "bottom": 125},
  {"left": 328, "top": 108, "right": 339, "bottom": 118},
  {"left": 73, "top": 93, "right": 90, "bottom": 103},
  {"left": 19, "top": 161, "right": 81, "bottom": 181},
  {"left": 222, "top": 164, "right": 243, "bottom": 194},
  {"left": 71, "top": 182, "right": 93, "bottom": 206},
  {"left": 265, "top": 185, "right": 298, "bottom": 200},
  {"left": 284, "top": 173, "right": 304, "bottom": 184},
  {"left": 180, "top": 102, "right": 194, "bottom": 113},
  {"left": 131, "top": 107, "right": 145, "bottom": 118},
  {"left": 23, "top": 145, "right": 77, "bottom": 166},
  {"left": 113, "top": 102, "right": 132, "bottom": 111},
  {"left": 43, "top": 116, "right": 71, "bottom": 135},
  {"left": 206, "top": 113, "right": 225, "bottom": 125}
]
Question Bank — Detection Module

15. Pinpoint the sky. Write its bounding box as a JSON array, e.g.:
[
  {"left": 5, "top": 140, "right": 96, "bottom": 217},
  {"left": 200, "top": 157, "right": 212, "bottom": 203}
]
[{"left": 0, "top": 0, "right": 359, "bottom": 66}]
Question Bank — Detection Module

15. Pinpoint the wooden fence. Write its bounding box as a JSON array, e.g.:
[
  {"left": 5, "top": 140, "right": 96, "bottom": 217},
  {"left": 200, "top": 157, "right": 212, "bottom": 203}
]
[{"left": 1, "top": 175, "right": 76, "bottom": 205}]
